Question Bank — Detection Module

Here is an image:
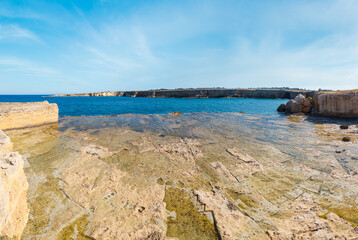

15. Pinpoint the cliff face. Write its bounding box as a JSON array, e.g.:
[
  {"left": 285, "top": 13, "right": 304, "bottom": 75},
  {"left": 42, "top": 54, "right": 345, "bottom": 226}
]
[
  {"left": 0, "top": 101, "right": 58, "bottom": 130},
  {"left": 314, "top": 91, "right": 358, "bottom": 117},
  {"left": 121, "top": 89, "right": 315, "bottom": 99},
  {"left": 0, "top": 130, "right": 29, "bottom": 239},
  {"left": 54, "top": 88, "right": 315, "bottom": 99}
]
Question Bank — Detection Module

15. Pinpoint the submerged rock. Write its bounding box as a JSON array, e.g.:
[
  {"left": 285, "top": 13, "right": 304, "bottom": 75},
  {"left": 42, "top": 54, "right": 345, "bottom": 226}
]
[
  {"left": 168, "top": 111, "right": 183, "bottom": 116},
  {"left": 340, "top": 125, "right": 349, "bottom": 130}
]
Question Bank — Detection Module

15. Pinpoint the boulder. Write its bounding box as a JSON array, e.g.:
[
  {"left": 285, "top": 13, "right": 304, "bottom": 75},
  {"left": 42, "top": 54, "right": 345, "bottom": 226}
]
[
  {"left": 293, "top": 94, "right": 305, "bottom": 105},
  {"left": 277, "top": 103, "right": 286, "bottom": 113},
  {"left": 303, "top": 98, "right": 313, "bottom": 107},
  {"left": 340, "top": 125, "right": 349, "bottom": 130},
  {"left": 301, "top": 106, "right": 312, "bottom": 113},
  {"left": 286, "top": 100, "right": 301, "bottom": 113},
  {"left": 168, "top": 111, "right": 183, "bottom": 116},
  {"left": 278, "top": 94, "right": 312, "bottom": 114}
]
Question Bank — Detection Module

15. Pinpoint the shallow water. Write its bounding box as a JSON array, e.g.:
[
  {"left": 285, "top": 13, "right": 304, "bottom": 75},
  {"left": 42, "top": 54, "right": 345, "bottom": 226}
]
[{"left": 5, "top": 112, "right": 358, "bottom": 239}]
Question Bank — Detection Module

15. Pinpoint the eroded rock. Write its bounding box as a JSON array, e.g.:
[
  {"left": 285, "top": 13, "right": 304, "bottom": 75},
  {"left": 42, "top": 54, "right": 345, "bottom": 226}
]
[
  {"left": 293, "top": 94, "right": 305, "bottom": 105},
  {"left": 0, "top": 131, "right": 29, "bottom": 239},
  {"left": 194, "top": 190, "right": 270, "bottom": 240},
  {"left": 314, "top": 90, "right": 358, "bottom": 117},
  {"left": 267, "top": 197, "right": 358, "bottom": 239}
]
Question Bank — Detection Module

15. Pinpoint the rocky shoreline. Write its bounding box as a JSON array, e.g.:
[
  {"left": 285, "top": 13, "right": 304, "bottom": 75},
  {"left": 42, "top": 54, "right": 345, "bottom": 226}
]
[
  {"left": 0, "top": 96, "right": 357, "bottom": 239},
  {"left": 52, "top": 88, "right": 315, "bottom": 99},
  {"left": 278, "top": 90, "right": 358, "bottom": 118}
]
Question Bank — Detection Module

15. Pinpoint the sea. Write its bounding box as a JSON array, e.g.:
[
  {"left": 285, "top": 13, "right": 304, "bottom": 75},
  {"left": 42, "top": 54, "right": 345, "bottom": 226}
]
[{"left": 0, "top": 95, "right": 287, "bottom": 116}]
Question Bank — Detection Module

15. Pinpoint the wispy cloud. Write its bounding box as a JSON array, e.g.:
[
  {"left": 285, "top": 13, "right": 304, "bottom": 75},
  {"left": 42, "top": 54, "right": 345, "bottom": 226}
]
[
  {"left": 0, "top": 58, "right": 56, "bottom": 75},
  {"left": 0, "top": 24, "right": 40, "bottom": 42},
  {"left": 133, "top": 29, "right": 161, "bottom": 64}
]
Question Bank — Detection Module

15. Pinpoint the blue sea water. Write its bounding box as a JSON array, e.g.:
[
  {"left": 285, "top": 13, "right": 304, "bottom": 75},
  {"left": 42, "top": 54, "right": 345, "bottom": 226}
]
[{"left": 0, "top": 95, "right": 287, "bottom": 116}]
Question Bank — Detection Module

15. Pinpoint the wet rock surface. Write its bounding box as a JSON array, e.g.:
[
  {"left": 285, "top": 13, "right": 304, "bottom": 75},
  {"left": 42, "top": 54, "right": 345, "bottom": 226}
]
[{"left": 4, "top": 113, "right": 358, "bottom": 240}]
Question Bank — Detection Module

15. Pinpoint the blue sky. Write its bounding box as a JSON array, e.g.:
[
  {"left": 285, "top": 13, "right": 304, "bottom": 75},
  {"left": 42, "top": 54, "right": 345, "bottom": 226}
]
[{"left": 0, "top": 0, "right": 357, "bottom": 94}]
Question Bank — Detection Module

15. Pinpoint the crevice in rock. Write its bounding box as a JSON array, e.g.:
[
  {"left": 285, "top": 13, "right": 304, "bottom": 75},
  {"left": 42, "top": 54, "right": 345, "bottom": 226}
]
[{"left": 191, "top": 191, "right": 223, "bottom": 240}]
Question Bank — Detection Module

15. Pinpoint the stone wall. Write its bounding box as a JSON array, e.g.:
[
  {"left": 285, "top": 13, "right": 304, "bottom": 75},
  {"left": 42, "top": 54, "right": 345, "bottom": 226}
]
[
  {"left": 314, "top": 91, "right": 358, "bottom": 117},
  {"left": 0, "top": 101, "right": 58, "bottom": 130},
  {"left": 0, "top": 130, "right": 29, "bottom": 239}
]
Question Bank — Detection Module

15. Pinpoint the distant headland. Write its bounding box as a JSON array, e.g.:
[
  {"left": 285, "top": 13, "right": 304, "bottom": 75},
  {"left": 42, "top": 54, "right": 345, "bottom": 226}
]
[{"left": 52, "top": 87, "right": 316, "bottom": 99}]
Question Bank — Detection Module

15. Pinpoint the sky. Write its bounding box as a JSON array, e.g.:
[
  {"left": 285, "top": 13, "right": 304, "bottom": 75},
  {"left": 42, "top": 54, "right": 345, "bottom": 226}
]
[{"left": 0, "top": 0, "right": 357, "bottom": 94}]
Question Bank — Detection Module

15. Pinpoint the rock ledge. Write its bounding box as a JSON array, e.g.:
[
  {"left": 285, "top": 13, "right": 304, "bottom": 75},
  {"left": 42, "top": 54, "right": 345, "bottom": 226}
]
[{"left": 0, "top": 101, "right": 58, "bottom": 130}]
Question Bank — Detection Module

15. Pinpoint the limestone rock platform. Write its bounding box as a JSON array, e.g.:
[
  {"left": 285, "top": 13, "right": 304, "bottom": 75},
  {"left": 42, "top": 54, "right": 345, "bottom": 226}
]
[{"left": 0, "top": 101, "right": 58, "bottom": 130}]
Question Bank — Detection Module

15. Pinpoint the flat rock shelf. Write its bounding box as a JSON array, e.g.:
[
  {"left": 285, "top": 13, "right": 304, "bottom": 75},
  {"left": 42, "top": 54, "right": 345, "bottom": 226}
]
[
  {"left": 0, "top": 101, "right": 58, "bottom": 130},
  {"left": 4, "top": 112, "right": 358, "bottom": 240}
]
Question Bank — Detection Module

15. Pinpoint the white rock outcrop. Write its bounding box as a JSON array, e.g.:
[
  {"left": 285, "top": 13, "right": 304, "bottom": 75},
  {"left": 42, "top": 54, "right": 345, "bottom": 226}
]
[
  {"left": 314, "top": 90, "right": 358, "bottom": 117},
  {"left": 0, "top": 130, "right": 29, "bottom": 239}
]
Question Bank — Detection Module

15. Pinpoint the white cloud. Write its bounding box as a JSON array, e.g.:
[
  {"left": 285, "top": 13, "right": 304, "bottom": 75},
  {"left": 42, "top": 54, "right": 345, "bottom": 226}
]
[{"left": 0, "top": 24, "right": 40, "bottom": 42}]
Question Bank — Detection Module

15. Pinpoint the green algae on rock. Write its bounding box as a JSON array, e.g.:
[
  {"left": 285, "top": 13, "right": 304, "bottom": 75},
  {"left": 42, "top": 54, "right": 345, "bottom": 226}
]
[
  {"left": 164, "top": 188, "right": 218, "bottom": 240},
  {"left": 56, "top": 214, "right": 93, "bottom": 240}
]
